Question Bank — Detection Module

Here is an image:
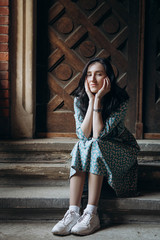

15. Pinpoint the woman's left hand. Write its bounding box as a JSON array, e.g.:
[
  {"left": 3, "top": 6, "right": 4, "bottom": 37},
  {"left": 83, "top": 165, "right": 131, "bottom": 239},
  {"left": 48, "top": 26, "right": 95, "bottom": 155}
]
[{"left": 96, "top": 77, "right": 111, "bottom": 100}]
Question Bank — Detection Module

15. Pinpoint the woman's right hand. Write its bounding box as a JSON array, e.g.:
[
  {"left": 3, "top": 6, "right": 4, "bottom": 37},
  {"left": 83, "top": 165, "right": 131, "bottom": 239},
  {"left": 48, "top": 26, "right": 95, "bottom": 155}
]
[{"left": 85, "top": 80, "right": 95, "bottom": 101}]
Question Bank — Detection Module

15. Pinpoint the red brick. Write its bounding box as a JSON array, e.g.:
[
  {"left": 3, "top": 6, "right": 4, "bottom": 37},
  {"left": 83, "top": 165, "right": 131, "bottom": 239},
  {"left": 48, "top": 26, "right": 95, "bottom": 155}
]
[
  {"left": 0, "top": 98, "right": 9, "bottom": 107},
  {"left": 0, "top": 80, "right": 9, "bottom": 88},
  {"left": 0, "top": 71, "right": 8, "bottom": 79},
  {"left": 0, "top": 43, "right": 8, "bottom": 51},
  {"left": 0, "top": 25, "right": 8, "bottom": 34},
  {"left": 0, "top": 0, "right": 9, "bottom": 6},
  {"left": 0, "top": 34, "right": 9, "bottom": 43},
  {"left": 0, "top": 7, "right": 9, "bottom": 15},
  {"left": 0, "top": 52, "right": 8, "bottom": 61},
  {"left": 0, "top": 61, "right": 8, "bottom": 70},
  {"left": 0, "top": 89, "right": 9, "bottom": 98},
  {"left": 0, "top": 1, "right": 9, "bottom": 137},
  {"left": 0, "top": 108, "right": 9, "bottom": 117},
  {"left": 0, "top": 16, "right": 8, "bottom": 24}
]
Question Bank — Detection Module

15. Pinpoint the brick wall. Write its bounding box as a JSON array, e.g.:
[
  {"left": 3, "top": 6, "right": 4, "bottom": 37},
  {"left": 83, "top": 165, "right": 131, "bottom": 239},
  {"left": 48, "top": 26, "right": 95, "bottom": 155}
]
[{"left": 0, "top": 0, "right": 9, "bottom": 138}]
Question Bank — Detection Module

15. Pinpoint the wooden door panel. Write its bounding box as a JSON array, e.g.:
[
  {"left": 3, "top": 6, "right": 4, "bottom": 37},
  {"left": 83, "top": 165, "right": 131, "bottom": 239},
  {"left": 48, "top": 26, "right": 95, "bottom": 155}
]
[
  {"left": 143, "top": 0, "right": 160, "bottom": 137},
  {"left": 36, "top": 0, "right": 139, "bottom": 136},
  {"left": 47, "top": 112, "right": 75, "bottom": 132},
  {"left": 48, "top": 73, "right": 74, "bottom": 111}
]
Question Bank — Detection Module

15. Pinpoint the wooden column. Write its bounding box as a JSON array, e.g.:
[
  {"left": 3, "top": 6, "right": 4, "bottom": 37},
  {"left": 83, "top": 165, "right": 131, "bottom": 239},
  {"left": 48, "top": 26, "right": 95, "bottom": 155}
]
[
  {"left": 135, "top": 0, "right": 145, "bottom": 139},
  {"left": 10, "top": 0, "right": 36, "bottom": 138}
]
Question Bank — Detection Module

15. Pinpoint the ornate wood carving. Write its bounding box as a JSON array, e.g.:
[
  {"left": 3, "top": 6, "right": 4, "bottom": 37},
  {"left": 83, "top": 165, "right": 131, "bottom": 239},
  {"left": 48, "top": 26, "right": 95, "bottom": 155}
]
[
  {"left": 37, "top": 0, "right": 140, "bottom": 136},
  {"left": 142, "top": 0, "right": 160, "bottom": 137}
]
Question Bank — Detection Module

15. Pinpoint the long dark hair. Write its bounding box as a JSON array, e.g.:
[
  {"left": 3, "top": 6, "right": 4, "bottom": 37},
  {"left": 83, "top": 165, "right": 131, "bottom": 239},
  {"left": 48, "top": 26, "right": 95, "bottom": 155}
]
[{"left": 74, "top": 58, "right": 129, "bottom": 122}]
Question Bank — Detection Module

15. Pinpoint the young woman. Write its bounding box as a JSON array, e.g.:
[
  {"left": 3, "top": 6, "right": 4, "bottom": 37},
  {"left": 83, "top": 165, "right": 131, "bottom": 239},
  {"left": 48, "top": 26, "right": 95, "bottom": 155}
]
[{"left": 52, "top": 58, "right": 140, "bottom": 236}]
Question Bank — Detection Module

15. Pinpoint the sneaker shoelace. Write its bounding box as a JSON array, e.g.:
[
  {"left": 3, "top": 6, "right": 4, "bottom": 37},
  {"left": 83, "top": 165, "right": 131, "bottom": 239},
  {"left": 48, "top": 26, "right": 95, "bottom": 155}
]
[
  {"left": 78, "top": 211, "right": 92, "bottom": 225},
  {"left": 60, "top": 210, "right": 76, "bottom": 225}
]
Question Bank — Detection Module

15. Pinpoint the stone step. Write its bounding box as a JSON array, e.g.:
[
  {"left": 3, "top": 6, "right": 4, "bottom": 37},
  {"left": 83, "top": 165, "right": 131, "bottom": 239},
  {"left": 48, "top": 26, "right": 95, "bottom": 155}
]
[
  {"left": 0, "top": 139, "right": 72, "bottom": 186},
  {"left": 0, "top": 162, "right": 70, "bottom": 186},
  {"left": 0, "top": 186, "right": 160, "bottom": 225},
  {"left": 0, "top": 139, "right": 160, "bottom": 189},
  {"left": 0, "top": 138, "right": 77, "bottom": 153},
  {"left": 138, "top": 163, "right": 160, "bottom": 191},
  {"left": 137, "top": 140, "right": 160, "bottom": 191},
  {"left": 0, "top": 139, "right": 160, "bottom": 156},
  {"left": 0, "top": 162, "right": 160, "bottom": 191}
]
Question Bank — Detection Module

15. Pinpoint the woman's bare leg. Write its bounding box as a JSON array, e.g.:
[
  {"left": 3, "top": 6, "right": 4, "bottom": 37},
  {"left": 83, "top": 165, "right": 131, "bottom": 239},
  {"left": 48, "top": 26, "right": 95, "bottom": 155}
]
[
  {"left": 70, "top": 173, "right": 103, "bottom": 235},
  {"left": 88, "top": 173, "right": 104, "bottom": 206},
  {"left": 70, "top": 171, "right": 86, "bottom": 207}
]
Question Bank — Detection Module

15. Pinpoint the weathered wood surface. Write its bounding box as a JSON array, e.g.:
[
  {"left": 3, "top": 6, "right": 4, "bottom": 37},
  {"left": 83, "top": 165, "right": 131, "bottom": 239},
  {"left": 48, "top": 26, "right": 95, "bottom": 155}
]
[{"left": 37, "top": 0, "right": 139, "bottom": 135}]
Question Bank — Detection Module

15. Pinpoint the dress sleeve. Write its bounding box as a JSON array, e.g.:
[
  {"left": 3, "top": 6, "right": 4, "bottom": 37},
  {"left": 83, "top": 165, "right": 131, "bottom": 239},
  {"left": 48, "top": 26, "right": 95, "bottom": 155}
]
[
  {"left": 74, "top": 97, "right": 88, "bottom": 141},
  {"left": 98, "top": 101, "right": 128, "bottom": 139}
]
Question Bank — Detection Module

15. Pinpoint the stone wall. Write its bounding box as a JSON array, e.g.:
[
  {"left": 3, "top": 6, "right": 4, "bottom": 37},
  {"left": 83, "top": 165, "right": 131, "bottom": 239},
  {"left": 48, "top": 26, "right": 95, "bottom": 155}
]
[{"left": 0, "top": 0, "right": 9, "bottom": 138}]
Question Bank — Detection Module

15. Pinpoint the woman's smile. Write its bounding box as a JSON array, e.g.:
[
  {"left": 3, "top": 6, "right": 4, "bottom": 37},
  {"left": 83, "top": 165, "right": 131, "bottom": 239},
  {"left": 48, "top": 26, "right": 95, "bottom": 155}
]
[{"left": 90, "top": 83, "right": 97, "bottom": 87}]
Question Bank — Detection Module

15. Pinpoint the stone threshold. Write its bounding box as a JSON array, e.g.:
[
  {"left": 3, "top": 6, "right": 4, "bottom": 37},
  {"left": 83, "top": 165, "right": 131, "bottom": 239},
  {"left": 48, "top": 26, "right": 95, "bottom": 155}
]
[{"left": 0, "top": 138, "right": 160, "bottom": 152}]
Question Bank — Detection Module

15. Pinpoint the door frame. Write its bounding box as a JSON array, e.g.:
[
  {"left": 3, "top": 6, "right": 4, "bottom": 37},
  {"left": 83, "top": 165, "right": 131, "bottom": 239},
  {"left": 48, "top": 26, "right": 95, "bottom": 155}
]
[
  {"left": 135, "top": 0, "right": 145, "bottom": 139},
  {"left": 10, "top": 0, "right": 37, "bottom": 139},
  {"left": 10, "top": 0, "right": 159, "bottom": 139},
  {"left": 136, "top": 0, "right": 160, "bottom": 139}
]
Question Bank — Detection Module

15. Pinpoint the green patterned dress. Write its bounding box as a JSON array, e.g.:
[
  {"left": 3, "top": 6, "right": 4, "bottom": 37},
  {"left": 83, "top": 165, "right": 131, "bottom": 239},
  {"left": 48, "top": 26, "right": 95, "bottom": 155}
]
[{"left": 70, "top": 97, "right": 140, "bottom": 197}]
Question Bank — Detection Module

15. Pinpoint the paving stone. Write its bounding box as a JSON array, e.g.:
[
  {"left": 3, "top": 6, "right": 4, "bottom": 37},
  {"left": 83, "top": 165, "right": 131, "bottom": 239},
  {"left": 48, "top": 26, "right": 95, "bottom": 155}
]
[{"left": 0, "top": 222, "right": 160, "bottom": 240}]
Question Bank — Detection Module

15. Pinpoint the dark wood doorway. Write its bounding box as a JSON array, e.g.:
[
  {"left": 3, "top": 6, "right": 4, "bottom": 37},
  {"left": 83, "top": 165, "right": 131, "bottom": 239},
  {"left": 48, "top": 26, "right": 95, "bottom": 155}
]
[
  {"left": 143, "top": 0, "right": 160, "bottom": 139},
  {"left": 36, "top": 0, "right": 140, "bottom": 138}
]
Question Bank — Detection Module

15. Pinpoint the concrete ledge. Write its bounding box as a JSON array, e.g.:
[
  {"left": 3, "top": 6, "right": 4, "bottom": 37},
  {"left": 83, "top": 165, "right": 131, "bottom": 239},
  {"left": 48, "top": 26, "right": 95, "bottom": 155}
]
[
  {"left": 138, "top": 140, "right": 160, "bottom": 152},
  {"left": 0, "top": 139, "right": 159, "bottom": 188},
  {"left": 0, "top": 139, "right": 160, "bottom": 152},
  {"left": 0, "top": 186, "right": 160, "bottom": 224},
  {"left": 0, "top": 138, "right": 77, "bottom": 152},
  {"left": 0, "top": 186, "right": 160, "bottom": 211}
]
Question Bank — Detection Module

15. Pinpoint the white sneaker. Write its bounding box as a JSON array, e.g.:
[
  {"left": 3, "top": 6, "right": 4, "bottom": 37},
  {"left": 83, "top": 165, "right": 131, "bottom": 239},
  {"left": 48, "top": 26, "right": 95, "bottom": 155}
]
[
  {"left": 71, "top": 210, "right": 100, "bottom": 235},
  {"left": 51, "top": 210, "right": 80, "bottom": 236}
]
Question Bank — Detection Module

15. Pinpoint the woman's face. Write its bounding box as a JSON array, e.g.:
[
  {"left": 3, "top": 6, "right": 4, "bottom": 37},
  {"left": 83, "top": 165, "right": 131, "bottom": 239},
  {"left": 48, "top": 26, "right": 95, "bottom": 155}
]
[{"left": 86, "top": 62, "right": 107, "bottom": 94}]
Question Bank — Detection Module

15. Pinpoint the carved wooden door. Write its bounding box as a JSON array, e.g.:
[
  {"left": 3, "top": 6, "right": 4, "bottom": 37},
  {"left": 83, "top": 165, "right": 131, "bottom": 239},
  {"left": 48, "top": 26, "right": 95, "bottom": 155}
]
[
  {"left": 143, "top": 0, "right": 160, "bottom": 139},
  {"left": 36, "top": 0, "right": 139, "bottom": 137}
]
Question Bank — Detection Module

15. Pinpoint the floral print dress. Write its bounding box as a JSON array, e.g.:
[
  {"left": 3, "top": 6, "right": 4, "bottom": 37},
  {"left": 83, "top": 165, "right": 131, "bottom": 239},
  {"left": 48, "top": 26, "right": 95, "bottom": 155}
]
[{"left": 70, "top": 97, "right": 140, "bottom": 197}]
